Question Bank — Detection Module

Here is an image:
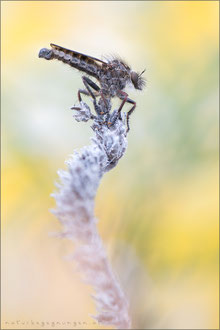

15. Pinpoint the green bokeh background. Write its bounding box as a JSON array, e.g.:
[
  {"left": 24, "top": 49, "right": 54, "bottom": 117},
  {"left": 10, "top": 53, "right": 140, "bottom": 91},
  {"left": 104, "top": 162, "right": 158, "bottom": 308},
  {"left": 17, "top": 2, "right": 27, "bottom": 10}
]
[{"left": 2, "top": 1, "right": 219, "bottom": 329}]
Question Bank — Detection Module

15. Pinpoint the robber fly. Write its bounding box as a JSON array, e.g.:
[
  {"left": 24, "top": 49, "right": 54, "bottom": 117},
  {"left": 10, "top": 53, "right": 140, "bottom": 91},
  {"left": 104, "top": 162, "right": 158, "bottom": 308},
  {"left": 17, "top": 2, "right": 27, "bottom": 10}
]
[{"left": 39, "top": 43, "right": 145, "bottom": 131}]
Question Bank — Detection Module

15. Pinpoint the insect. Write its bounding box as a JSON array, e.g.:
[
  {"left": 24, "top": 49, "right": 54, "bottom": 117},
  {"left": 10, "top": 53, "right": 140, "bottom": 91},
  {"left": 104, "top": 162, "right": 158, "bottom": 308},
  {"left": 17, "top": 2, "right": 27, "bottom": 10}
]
[{"left": 39, "top": 43, "right": 145, "bottom": 132}]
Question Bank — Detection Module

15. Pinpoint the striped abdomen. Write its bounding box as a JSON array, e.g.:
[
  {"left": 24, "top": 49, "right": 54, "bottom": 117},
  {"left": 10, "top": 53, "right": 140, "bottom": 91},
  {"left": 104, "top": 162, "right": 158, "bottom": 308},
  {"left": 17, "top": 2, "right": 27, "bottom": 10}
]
[{"left": 38, "top": 44, "right": 103, "bottom": 79}]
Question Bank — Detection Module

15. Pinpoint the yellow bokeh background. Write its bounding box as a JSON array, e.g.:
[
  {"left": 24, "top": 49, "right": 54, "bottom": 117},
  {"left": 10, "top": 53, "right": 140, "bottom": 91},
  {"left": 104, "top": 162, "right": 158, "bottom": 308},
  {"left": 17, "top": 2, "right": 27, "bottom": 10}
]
[{"left": 2, "top": 1, "right": 219, "bottom": 329}]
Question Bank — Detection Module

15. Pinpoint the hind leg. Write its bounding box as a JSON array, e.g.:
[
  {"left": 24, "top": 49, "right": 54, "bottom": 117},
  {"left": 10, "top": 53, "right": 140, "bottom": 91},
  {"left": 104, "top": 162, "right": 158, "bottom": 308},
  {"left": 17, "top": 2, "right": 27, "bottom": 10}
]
[
  {"left": 126, "top": 99, "right": 136, "bottom": 133},
  {"left": 72, "top": 76, "right": 101, "bottom": 115}
]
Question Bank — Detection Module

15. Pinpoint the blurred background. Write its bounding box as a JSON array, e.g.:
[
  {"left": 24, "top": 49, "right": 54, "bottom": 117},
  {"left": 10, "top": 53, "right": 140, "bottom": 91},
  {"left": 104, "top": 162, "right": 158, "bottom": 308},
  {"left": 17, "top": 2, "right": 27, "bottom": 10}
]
[{"left": 1, "top": 1, "right": 219, "bottom": 329}]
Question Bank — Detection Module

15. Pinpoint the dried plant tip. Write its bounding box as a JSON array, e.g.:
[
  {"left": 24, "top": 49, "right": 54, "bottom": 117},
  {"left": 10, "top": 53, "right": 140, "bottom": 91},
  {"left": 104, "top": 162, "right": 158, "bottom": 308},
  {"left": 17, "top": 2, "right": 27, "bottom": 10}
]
[{"left": 72, "top": 101, "right": 93, "bottom": 122}]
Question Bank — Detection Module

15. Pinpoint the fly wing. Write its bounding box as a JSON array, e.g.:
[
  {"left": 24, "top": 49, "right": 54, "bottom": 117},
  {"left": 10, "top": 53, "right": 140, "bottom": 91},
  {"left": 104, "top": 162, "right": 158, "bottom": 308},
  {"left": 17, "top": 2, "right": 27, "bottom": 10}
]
[{"left": 50, "top": 43, "right": 107, "bottom": 65}]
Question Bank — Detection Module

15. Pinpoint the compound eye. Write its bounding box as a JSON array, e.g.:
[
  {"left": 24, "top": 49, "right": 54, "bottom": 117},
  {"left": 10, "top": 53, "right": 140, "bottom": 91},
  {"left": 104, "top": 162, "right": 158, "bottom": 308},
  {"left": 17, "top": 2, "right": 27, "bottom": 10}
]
[{"left": 131, "top": 71, "right": 139, "bottom": 88}]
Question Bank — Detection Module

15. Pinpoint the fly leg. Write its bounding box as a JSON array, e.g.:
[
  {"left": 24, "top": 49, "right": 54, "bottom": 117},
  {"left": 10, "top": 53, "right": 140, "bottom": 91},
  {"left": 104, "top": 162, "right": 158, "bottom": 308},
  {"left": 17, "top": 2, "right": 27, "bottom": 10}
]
[
  {"left": 81, "top": 76, "right": 111, "bottom": 119},
  {"left": 116, "top": 90, "right": 136, "bottom": 132},
  {"left": 105, "top": 90, "right": 128, "bottom": 128},
  {"left": 71, "top": 76, "right": 101, "bottom": 116},
  {"left": 71, "top": 88, "right": 93, "bottom": 111},
  {"left": 117, "top": 90, "right": 128, "bottom": 119},
  {"left": 83, "top": 76, "right": 109, "bottom": 114},
  {"left": 125, "top": 98, "right": 136, "bottom": 133},
  {"left": 78, "top": 88, "right": 99, "bottom": 98}
]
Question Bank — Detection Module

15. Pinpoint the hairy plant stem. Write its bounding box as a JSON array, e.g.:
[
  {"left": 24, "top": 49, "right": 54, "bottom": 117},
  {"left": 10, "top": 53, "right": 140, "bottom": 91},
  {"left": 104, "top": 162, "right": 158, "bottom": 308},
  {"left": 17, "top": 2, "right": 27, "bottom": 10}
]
[{"left": 51, "top": 102, "right": 131, "bottom": 329}]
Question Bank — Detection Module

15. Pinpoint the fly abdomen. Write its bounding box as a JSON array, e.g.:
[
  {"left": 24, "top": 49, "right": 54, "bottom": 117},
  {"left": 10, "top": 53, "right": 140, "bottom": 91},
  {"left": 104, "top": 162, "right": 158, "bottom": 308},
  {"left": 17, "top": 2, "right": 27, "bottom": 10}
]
[
  {"left": 39, "top": 44, "right": 101, "bottom": 79},
  {"left": 38, "top": 48, "right": 54, "bottom": 60}
]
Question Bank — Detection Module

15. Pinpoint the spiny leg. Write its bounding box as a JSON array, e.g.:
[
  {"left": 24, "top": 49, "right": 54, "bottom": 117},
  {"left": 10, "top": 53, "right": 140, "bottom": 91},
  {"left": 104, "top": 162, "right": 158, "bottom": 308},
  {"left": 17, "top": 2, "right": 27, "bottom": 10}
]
[
  {"left": 126, "top": 98, "right": 136, "bottom": 133},
  {"left": 82, "top": 76, "right": 97, "bottom": 101},
  {"left": 82, "top": 76, "right": 111, "bottom": 116},
  {"left": 82, "top": 76, "right": 100, "bottom": 93},
  {"left": 78, "top": 88, "right": 99, "bottom": 98},
  {"left": 71, "top": 89, "right": 95, "bottom": 109},
  {"left": 116, "top": 91, "right": 136, "bottom": 132},
  {"left": 80, "top": 76, "right": 100, "bottom": 102},
  {"left": 99, "top": 90, "right": 109, "bottom": 114},
  {"left": 117, "top": 90, "right": 128, "bottom": 119},
  {"left": 71, "top": 87, "right": 95, "bottom": 108},
  {"left": 82, "top": 76, "right": 109, "bottom": 113},
  {"left": 106, "top": 90, "right": 128, "bottom": 128},
  {"left": 82, "top": 77, "right": 109, "bottom": 114},
  {"left": 71, "top": 89, "right": 90, "bottom": 110},
  {"left": 72, "top": 76, "right": 100, "bottom": 115}
]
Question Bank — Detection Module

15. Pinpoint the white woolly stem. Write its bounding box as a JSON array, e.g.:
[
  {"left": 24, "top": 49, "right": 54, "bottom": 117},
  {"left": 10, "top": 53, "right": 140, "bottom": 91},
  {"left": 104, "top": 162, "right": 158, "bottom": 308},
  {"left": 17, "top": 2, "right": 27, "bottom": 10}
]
[{"left": 51, "top": 102, "right": 131, "bottom": 329}]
